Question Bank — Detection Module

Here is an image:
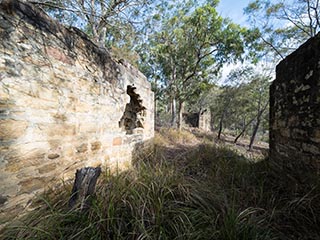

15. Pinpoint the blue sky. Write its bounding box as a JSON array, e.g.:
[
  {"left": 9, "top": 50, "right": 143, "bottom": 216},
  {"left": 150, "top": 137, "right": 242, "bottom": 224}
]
[
  {"left": 215, "top": 1, "right": 257, "bottom": 82},
  {"left": 216, "top": 0, "right": 252, "bottom": 24}
]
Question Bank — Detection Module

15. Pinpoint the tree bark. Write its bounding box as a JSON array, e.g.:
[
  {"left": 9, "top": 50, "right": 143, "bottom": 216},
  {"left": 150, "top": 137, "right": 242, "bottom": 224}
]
[
  {"left": 248, "top": 102, "right": 268, "bottom": 151},
  {"left": 69, "top": 167, "right": 101, "bottom": 211},
  {"left": 171, "top": 97, "right": 177, "bottom": 128},
  {"left": 249, "top": 118, "right": 260, "bottom": 151},
  {"left": 154, "top": 97, "right": 157, "bottom": 129},
  {"left": 170, "top": 64, "right": 177, "bottom": 128},
  {"left": 177, "top": 101, "right": 184, "bottom": 130},
  {"left": 217, "top": 110, "right": 225, "bottom": 140},
  {"left": 234, "top": 117, "right": 255, "bottom": 143},
  {"left": 197, "top": 108, "right": 202, "bottom": 129},
  {"left": 154, "top": 77, "right": 158, "bottom": 129}
]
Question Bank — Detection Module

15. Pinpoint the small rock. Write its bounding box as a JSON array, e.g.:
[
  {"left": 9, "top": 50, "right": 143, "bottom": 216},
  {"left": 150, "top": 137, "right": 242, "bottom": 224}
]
[
  {"left": 0, "top": 195, "right": 8, "bottom": 206},
  {"left": 48, "top": 153, "right": 60, "bottom": 159},
  {"left": 76, "top": 143, "right": 88, "bottom": 153}
]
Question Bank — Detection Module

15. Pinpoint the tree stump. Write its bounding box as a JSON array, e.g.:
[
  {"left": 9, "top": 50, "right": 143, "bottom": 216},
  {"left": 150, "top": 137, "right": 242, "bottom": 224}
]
[{"left": 68, "top": 166, "right": 101, "bottom": 211}]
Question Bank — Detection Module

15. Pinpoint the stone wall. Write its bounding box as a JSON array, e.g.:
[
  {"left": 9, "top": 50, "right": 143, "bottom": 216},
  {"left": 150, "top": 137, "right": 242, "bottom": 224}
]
[
  {"left": 198, "top": 109, "right": 211, "bottom": 132},
  {"left": 270, "top": 33, "right": 320, "bottom": 170},
  {"left": 182, "top": 109, "right": 211, "bottom": 132},
  {"left": 0, "top": 0, "right": 154, "bottom": 225}
]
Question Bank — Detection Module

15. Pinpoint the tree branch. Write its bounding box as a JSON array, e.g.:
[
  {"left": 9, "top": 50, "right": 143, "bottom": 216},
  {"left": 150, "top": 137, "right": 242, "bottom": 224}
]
[{"left": 260, "top": 36, "right": 284, "bottom": 59}]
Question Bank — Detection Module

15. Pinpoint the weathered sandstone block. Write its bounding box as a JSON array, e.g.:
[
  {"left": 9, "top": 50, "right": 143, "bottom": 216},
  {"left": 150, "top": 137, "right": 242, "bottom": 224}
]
[
  {"left": 270, "top": 33, "right": 320, "bottom": 170},
  {"left": 0, "top": 0, "right": 154, "bottom": 227}
]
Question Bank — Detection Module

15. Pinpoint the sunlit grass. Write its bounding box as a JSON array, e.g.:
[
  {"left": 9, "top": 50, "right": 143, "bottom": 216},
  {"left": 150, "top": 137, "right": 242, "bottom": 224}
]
[{"left": 157, "top": 128, "right": 199, "bottom": 146}]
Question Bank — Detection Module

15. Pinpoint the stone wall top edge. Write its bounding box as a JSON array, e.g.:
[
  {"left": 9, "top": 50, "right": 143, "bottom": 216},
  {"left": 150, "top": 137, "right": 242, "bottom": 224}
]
[
  {"left": 0, "top": 1, "right": 110, "bottom": 65},
  {"left": 275, "top": 32, "right": 320, "bottom": 78},
  {"left": 0, "top": 0, "right": 149, "bottom": 89},
  {"left": 117, "top": 63, "right": 151, "bottom": 90}
]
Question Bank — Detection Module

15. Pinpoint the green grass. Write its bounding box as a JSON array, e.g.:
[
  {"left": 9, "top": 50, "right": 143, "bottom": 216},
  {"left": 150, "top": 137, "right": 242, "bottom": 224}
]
[{"left": 2, "top": 129, "right": 320, "bottom": 239}]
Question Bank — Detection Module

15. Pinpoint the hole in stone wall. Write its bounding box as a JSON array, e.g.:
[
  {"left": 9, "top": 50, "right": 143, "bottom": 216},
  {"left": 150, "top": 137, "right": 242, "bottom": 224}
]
[{"left": 119, "top": 85, "right": 146, "bottom": 134}]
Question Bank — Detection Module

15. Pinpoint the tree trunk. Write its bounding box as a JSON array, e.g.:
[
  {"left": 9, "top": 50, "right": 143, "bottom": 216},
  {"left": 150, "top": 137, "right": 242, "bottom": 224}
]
[
  {"left": 154, "top": 97, "right": 157, "bottom": 129},
  {"left": 217, "top": 112, "right": 225, "bottom": 140},
  {"left": 98, "top": 26, "right": 107, "bottom": 47},
  {"left": 249, "top": 118, "right": 260, "bottom": 151},
  {"left": 69, "top": 167, "right": 101, "bottom": 211},
  {"left": 171, "top": 97, "right": 177, "bottom": 128},
  {"left": 177, "top": 101, "right": 184, "bottom": 130},
  {"left": 154, "top": 78, "right": 158, "bottom": 129},
  {"left": 234, "top": 117, "right": 255, "bottom": 143},
  {"left": 197, "top": 110, "right": 201, "bottom": 129},
  {"left": 249, "top": 102, "right": 268, "bottom": 150}
]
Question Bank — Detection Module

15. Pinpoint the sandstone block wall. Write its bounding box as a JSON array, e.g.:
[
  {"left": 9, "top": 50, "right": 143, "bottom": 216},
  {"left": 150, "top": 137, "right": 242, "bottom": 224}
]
[
  {"left": 182, "top": 109, "right": 211, "bottom": 131},
  {"left": 270, "top": 33, "right": 320, "bottom": 170},
  {"left": 0, "top": 0, "right": 154, "bottom": 224},
  {"left": 198, "top": 109, "right": 211, "bottom": 132}
]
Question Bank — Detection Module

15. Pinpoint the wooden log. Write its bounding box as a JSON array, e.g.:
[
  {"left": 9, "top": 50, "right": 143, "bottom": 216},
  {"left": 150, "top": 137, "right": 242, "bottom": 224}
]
[{"left": 68, "top": 166, "right": 101, "bottom": 211}]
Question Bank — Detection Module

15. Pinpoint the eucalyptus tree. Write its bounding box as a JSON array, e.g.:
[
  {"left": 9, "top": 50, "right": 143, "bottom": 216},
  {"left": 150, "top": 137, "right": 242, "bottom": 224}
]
[
  {"left": 185, "top": 82, "right": 217, "bottom": 116},
  {"left": 245, "top": 0, "right": 320, "bottom": 61},
  {"left": 211, "top": 66, "right": 270, "bottom": 148},
  {"left": 242, "top": 73, "right": 270, "bottom": 150},
  {"left": 213, "top": 85, "right": 240, "bottom": 139},
  {"left": 220, "top": 67, "right": 257, "bottom": 141},
  {"left": 32, "top": 0, "right": 149, "bottom": 63},
  {"left": 152, "top": 1, "right": 259, "bottom": 128}
]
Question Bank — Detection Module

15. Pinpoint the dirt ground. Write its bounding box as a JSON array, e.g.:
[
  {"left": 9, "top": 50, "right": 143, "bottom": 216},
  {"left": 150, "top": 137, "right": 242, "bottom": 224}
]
[{"left": 188, "top": 128, "right": 269, "bottom": 160}]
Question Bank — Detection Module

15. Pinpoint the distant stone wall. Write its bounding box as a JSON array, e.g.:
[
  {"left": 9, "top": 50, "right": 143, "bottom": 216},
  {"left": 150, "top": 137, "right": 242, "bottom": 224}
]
[
  {"left": 198, "top": 109, "right": 211, "bottom": 132},
  {"left": 270, "top": 33, "right": 320, "bottom": 170},
  {"left": 0, "top": 0, "right": 154, "bottom": 225},
  {"left": 182, "top": 109, "right": 211, "bottom": 132}
]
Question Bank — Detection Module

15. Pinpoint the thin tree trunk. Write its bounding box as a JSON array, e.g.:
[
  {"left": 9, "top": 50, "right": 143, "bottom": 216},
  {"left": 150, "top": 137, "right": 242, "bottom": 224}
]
[
  {"left": 248, "top": 102, "right": 268, "bottom": 150},
  {"left": 249, "top": 118, "right": 260, "bottom": 151},
  {"left": 154, "top": 77, "right": 158, "bottom": 129},
  {"left": 171, "top": 97, "right": 177, "bottom": 128},
  {"left": 234, "top": 117, "right": 255, "bottom": 143},
  {"left": 197, "top": 108, "right": 202, "bottom": 129},
  {"left": 217, "top": 111, "right": 225, "bottom": 140},
  {"left": 154, "top": 98, "right": 157, "bottom": 129},
  {"left": 177, "top": 101, "right": 184, "bottom": 130},
  {"left": 98, "top": 26, "right": 107, "bottom": 47},
  {"left": 170, "top": 64, "right": 177, "bottom": 128}
]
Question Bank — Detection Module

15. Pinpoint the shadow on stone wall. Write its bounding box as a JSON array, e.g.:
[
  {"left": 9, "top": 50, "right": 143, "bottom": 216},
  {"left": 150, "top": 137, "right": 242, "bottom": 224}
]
[
  {"left": 0, "top": 0, "right": 154, "bottom": 229},
  {"left": 0, "top": 0, "right": 119, "bottom": 84},
  {"left": 270, "top": 32, "right": 320, "bottom": 172}
]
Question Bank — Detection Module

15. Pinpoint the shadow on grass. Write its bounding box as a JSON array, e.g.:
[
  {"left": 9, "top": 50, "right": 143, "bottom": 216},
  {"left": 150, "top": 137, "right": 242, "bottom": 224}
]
[
  {"left": 133, "top": 137, "right": 320, "bottom": 240},
  {"left": 2, "top": 132, "right": 320, "bottom": 240}
]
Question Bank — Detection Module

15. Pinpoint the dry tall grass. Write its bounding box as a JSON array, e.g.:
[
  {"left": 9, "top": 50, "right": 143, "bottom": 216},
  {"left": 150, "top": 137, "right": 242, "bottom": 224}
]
[{"left": 2, "top": 129, "right": 319, "bottom": 239}]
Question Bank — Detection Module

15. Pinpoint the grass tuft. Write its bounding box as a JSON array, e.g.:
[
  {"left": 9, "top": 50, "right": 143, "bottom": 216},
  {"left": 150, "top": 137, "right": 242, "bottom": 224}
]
[{"left": 2, "top": 130, "right": 320, "bottom": 239}]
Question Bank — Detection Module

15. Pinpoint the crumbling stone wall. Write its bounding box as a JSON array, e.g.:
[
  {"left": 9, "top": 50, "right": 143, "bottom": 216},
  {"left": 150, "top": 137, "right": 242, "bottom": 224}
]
[
  {"left": 0, "top": 0, "right": 154, "bottom": 225},
  {"left": 182, "top": 109, "right": 211, "bottom": 131},
  {"left": 119, "top": 85, "right": 146, "bottom": 134},
  {"left": 198, "top": 109, "right": 211, "bottom": 132},
  {"left": 270, "top": 33, "right": 320, "bottom": 170}
]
